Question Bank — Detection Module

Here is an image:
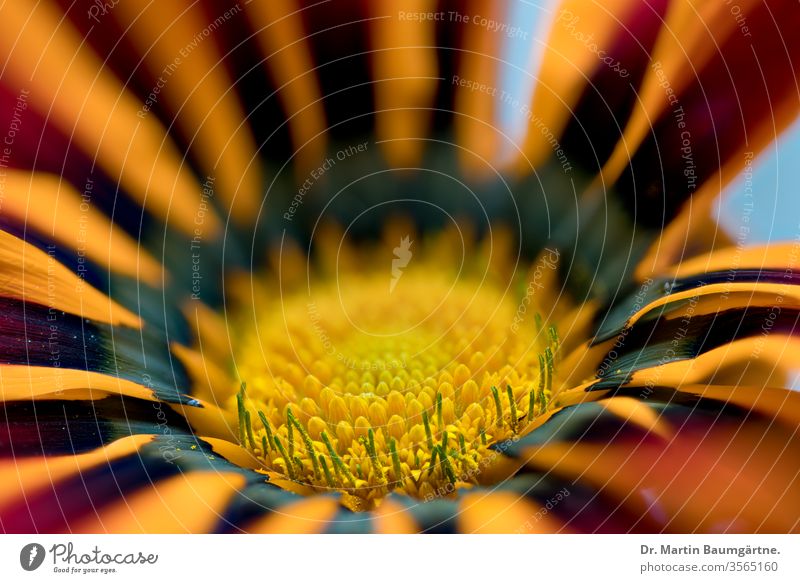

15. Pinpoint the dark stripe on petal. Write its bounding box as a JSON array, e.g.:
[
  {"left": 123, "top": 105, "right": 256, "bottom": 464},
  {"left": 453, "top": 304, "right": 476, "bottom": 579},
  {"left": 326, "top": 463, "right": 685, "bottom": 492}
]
[
  {"left": 138, "top": 435, "right": 305, "bottom": 533},
  {"left": 2, "top": 441, "right": 257, "bottom": 533},
  {"left": 596, "top": 270, "right": 800, "bottom": 343},
  {"left": 211, "top": 482, "right": 303, "bottom": 534},
  {"left": 596, "top": 307, "right": 800, "bottom": 380},
  {"left": 1, "top": 444, "right": 175, "bottom": 533},
  {"left": 322, "top": 508, "right": 373, "bottom": 534},
  {"left": 0, "top": 397, "right": 193, "bottom": 458},
  {"left": 500, "top": 402, "right": 735, "bottom": 460},
  {"left": 1, "top": 434, "right": 274, "bottom": 532},
  {"left": 401, "top": 496, "right": 459, "bottom": 534},
  {"left": 471, "top": 476, "right": 644, "bottom": 534},
  {"left": 0, "top": 297, "right": 194, "bottom": 404}
]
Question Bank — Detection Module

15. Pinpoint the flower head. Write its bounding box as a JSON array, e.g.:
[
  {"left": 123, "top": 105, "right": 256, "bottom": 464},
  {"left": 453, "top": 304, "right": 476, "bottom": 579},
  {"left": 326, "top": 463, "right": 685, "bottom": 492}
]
[{"left": 1, "top": 0, "right": 799, "bottom": 534}]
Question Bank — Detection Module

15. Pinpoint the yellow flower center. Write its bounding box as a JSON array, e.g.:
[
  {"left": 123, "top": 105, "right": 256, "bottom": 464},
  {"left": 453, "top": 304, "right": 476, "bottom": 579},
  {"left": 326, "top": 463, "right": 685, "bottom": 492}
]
[{"left": 230, "top": 234, "right": 559, "bottom": 508}]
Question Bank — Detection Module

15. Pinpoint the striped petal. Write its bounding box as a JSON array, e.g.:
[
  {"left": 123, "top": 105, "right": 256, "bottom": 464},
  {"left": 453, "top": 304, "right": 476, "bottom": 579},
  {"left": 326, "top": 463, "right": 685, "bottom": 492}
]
[{"left": 0, "top": 0, "right": 799, "bottom": 535}]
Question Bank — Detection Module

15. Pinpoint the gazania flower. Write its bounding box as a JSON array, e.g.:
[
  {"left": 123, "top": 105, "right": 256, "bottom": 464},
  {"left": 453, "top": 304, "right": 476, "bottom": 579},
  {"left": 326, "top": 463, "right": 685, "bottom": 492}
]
[{"left": 1, "top": 0, "right": 799, "bottom": 533}]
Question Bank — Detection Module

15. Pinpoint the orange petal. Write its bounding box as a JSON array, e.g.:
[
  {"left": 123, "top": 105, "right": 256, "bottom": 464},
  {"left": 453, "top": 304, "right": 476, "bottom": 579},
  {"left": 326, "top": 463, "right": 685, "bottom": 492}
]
[
  {"left": 0, "top": 365, "right": 158, "bottom": 403},
  {"left": 371, "top": 499, "right": 419, "bottom": 533},
  {"left": 168, "top": 399, "right": 237, "bottom": 443},
  {"left": 0, "top": 1, "right": 219, "bottom": 238},
  {"left": 246, "top": 0, "right": 327, "bottom": 176},
  {"left": 0, "top": 435, "right": 152, "bottom": 513},
  {"left": 601, "top": 0, "right": 764, "bottom": 186},
  {"left": 112, "top": 1, "right": 262, "bottom": 225},
  {"left": 171, "top": 342, "right": 237, "bottom": 405},
  {"left": 0, "top": 170, "right": 163, "bottom": 285},
  {"left": 657, "top": 242, "right": 800, "bottom": 281},
  {"left": 368, "top": 0, "right": 438, "bottom": 167},
  {"left": 454, "top": 0, "right": 505, "bottom": 176},
  {"left": 623, "top": 283, "right": 800, "bottom": 333},
  {"left": 621, "top": 335, "right": 800, "bottom": 391},
  {"left": 459, "top": 490, "right": 568, "bottom": 533},
  {"left": 599, "top": 396, "right": 672, "bottom": 440},
  {"left": 521, "top": 423, "right": 800, "bottom": 532},
  {"left": 245, "top": 496, "right": 339, "bottom": 533},
  {"left": 201, "top": 438, "right": 262, "bottom": 471},
  {"left": 0, "top": 229, "right": 141, "bottom": 327},
  {"left": 519, "top": 0, "right": 641, "bottom": 170},
  {"left": 181, "top": 300, "right": 233, "bottom": 367},
  {"left": 70, "top": 471, "right": 245, "bottom": 533}
]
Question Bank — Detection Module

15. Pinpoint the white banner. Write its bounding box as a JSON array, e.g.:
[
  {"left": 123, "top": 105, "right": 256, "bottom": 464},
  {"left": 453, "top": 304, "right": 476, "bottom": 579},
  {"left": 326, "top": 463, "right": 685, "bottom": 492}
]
[{"left": 1, "top": 534, "right": 798, "bottom": 582}]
